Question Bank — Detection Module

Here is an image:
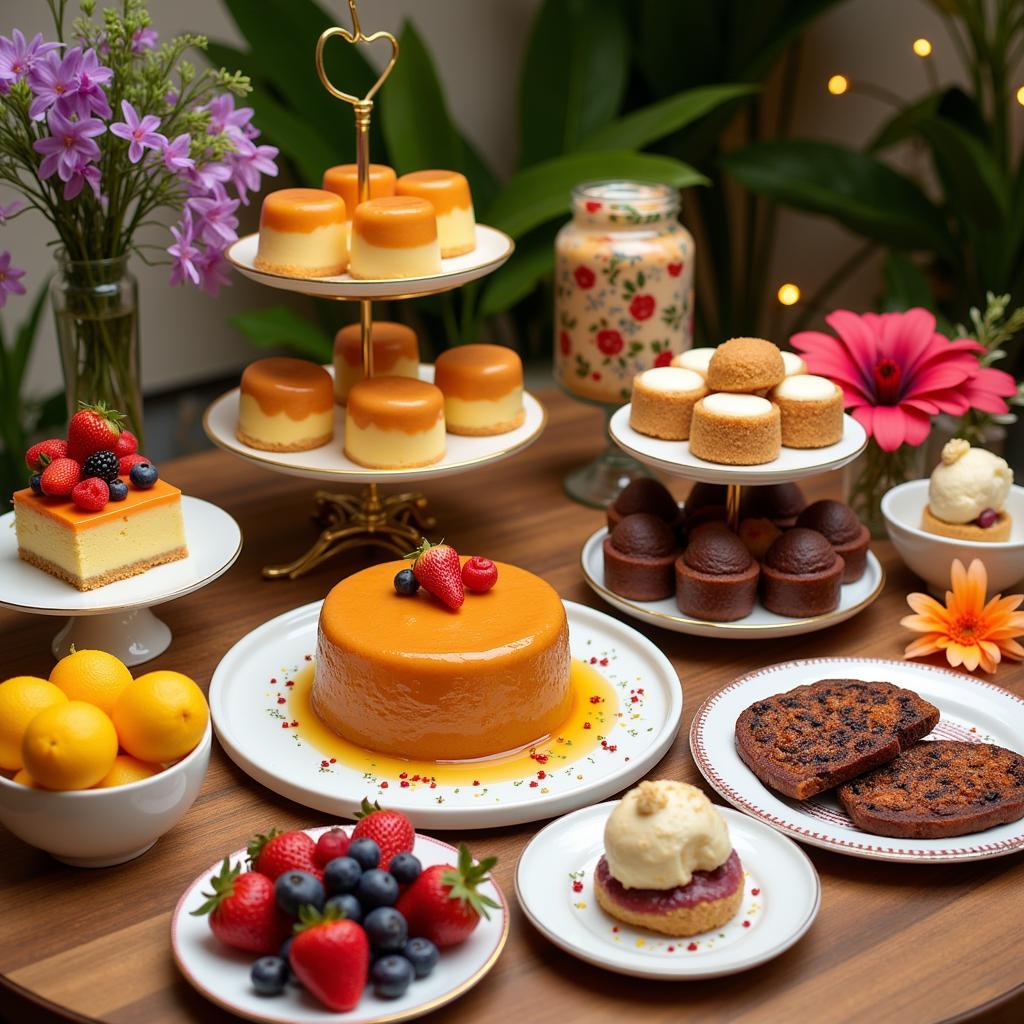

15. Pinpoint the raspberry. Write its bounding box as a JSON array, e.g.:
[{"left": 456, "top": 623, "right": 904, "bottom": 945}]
[
  {"left": 72, "top": 476, "right": 110, "bottom": 512},
  {"left": 461, "top": 556, "right": 498, "bottom": 594}
]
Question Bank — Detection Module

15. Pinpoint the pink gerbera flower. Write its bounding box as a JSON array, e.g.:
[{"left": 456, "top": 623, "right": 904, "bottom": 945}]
[{"left": 791, "top": 308, "right": 1017, "bottom": 451}]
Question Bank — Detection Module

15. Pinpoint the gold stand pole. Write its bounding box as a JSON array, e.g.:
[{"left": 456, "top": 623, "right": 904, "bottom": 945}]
[
  {"left": 262, "top": 0, "right": 437, "bottom": 580},
  {"left": 726, "top": 483, "right": 743, "bottom": 532}
]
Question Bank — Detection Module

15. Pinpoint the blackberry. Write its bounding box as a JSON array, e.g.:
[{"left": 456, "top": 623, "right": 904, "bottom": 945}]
[{"left": 82, "top": 449, "right": 120, "bottom": 482}]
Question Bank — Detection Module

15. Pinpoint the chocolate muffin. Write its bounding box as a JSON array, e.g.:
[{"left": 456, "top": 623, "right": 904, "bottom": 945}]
[
  {"left": 607, "top": 477, "right": 682, "bottom": 534},
  {"left": 675, "top": 524, "right": 759, "bottom": 622},
  {"left": 603, "top": 513, "right": 679, "bottom": 601},
  {"left": 796, "top": 500, "right": 869, "bottom": 582},
  {"left": 683, "top": 482, "right": 728, "bottom": 528},
  {"left": 742, "top": 482, "right": 806, "bottom": 528},
  {"left": 760, "top": 528, "right": 844, "bottom": 617}
]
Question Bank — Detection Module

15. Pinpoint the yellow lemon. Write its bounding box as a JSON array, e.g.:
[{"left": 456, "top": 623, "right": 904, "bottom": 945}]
[
  {"left": 0, "top": 676, "right": 69, "bottom": 770},
  {"left": 21, "top": 701, "right": 118, "bottom": 790},
  {"left": 112, "top": 671, "right": 209, "bottom": 763},
  {"left": 13, "top": 768, "right": 37, "bottom": 787},
  {"left": 93, "top": 754, "right": 162, "bottom": 788},
  {"left": 49, "top": 648, "right": 133, "bottom": 715}
]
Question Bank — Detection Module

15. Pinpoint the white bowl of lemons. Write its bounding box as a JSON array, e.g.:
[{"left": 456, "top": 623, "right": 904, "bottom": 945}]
[{"left": 0, "top": 650, "right": 211, "bottom": 867}]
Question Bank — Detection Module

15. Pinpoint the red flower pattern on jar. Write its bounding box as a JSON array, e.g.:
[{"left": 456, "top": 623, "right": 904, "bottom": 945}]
[
  {"left": 559, "top": 329, "right": 571, "bottom": 355},
  {"left": 597, "top": 329, "right": 624, "bottom": 355},
  {"left": 629, "top": 294, "right": 656, "bottom": 321},
  {"left": 654, "top": 350, "right": 673, "bottom": 367},
  {"left": 574, "top": 266, "right": 595, "bottom": 289}
]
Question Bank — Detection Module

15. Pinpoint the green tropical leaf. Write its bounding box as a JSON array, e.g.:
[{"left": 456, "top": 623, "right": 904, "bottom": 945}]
[
  {"left": 478, "top": 229, "right": 557, "bottom": 318},
  {"left": 230, "top": 307, "right": 333, "bottom": 362},
  {"left": 484, "top": 151, "right": 707, "bottom": 239},
  {"left": 882, "top": 252, "right": 934, "bottom": 311},
  {"left": 518, "top": 0, "right": 629, "bottom": 166}
]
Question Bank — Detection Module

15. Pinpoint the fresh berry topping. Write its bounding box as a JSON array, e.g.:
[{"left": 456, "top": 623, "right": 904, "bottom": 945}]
[
  {"left": 29, "top": 474, "right": 42, "bottom": 495},
  {"left": 82, "top": 449, "right": 120, "bottom": 482},
  {"left": 324, "top": 856, "right": 363, "bottom": 895},
  {"left": 462, "top": 556, "right": 498, "bottom": 593},
  {"left": 352, "top": 798, "right": 415, "bottom": 870},
  {"left": 289, "top": 905, "right": 369, "bottom": 1012},
  {"left": 356, "top": 869, "right": 399, "bottom": 910},
  {"left": 370, "top": 954, "right": 414, "bottom": 999},
  {"left": 314, "top": 827, "right": 350, "bottom": 867},
  {"left": 363, "top": 906, "right": 408, "bottom": 952},
  {"left": 25, "top": 438, "right": 68, "bottom": 472},
  {"left": 250, "top": 955, "right": 289, "bottom": 996},
  {"left": 67, "top": 401, "right": 124, "bottom": 461},
  {"left": 274, "top": 870, "right": 326, "bottom": 917},
  {"left": 388, "top": 851, "right": 422, "bottom": 886},
  {"left": 248, "top": 828, "right": 323, "bottom": 882},
  {"left": 113, "top": 430, "right": 138, "bottom": 458},
  {"left": 402, "top": 937, "right": 439, "bottom": 978},
  {"left": 393, "top": 568, "right": 419, "bottom": 596},
  {"left": 118, "top": 452, "right": 149, "bottom": 475},
  {"left": 325, "top": 892, "right": 363, "bottom": 923},
  {"left": 976, "top": 508, "right": 998, "bottom": 529},
  {"left": 108, "top": 478, "right": 129, "bottom": 501},
  {"left": 347, "top": 837, "right": 381, "bottom": 871},
  {"left": 40, "top": 457, "right": 82, "bottom": 496},
  {"left": 72, "top": 476, "right": 110, "bottom": 512},
  {"left": 405, "top": 538, "right": 464, "bottom": 610},
  {"left": 129, "top": 461, "right": 159, "bottom": 489}
]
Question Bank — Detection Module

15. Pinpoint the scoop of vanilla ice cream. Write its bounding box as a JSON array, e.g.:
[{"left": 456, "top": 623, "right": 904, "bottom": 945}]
[
  {"left": 603, "top": 780, "right": 732, "bottom": 890},
  {"left": 928, "top": 439, "right": 1013, "bottom": 524}
]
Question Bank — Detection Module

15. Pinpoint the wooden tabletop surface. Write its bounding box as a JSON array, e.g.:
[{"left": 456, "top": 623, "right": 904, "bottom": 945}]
[{"left": 2, "top": 389, "right": 1023, "bottom": 1024}]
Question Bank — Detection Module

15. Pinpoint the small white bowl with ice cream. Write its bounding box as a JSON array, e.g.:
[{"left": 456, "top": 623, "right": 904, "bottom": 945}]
[{"left": 882, "top": 440, "right": 1024, "bottom": 595}]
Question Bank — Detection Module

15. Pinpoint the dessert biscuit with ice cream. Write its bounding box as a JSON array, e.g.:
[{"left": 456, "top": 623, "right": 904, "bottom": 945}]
[{"left": 922, "top": 439, "right": 1012, "bottom": 541}]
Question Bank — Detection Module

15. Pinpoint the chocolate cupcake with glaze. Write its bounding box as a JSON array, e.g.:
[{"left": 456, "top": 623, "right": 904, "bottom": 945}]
[
  {"left": 796, "top": 500, "right": 869, "bottom": 582},
  {"left": 607, "top": 477, "right": 683, "bottom": 535},
  {"left": 603, "top": 514, "right": 680, "bottom": 601},
  {"left": 760, "top": 528, "right": 844, "bottom": 617},
  {"left": 676, "top": 523, "right": 759, "bottom": 621}
]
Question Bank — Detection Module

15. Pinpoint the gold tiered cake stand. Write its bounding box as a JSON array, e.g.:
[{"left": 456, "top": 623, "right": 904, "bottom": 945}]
[{"left": 208, "top": 0, "right": 542, "bottom": 579}]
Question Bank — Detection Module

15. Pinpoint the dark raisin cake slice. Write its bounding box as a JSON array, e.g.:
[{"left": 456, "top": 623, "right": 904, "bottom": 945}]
[
  {"left": 735, "top": 679, "right": 939, "bottom": 800},
  {"left": 838, "top": 740, "right": 1024, "bottom": 839}
]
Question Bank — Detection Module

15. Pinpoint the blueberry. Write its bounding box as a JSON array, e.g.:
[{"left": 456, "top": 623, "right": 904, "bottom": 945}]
[
  {"left": 364, "top": 906, "right": 408, "bottom": 951},
  {"left": 129, "top": 461, "right": 159, "bottom": 489},
  {"left": 324, "top": 855, "right": 363, "bottom": 895},
  {"left": 250, "top": 955, "right": 289, "bottom": 996},
  {"left": 108, "top": 478, "right": 128, "bottom": 501},
  {"left": 347, "top": 837, "right": 381, "bottom": 871},
  {"left": 357, "top": 868, "right": 399, "bottom": 910},
  {"left": 278, "top": 937, "right": 300, "bottom": 987},
  {"left": 370, "top": 954, "right": 414, "bottom": 999},
  {"left": 274, "top": 870, "right": 325, "bottom": 916},
  {"left": 388, "top": 851, "right": 422, "bottom": 885},
  {"left": 402, "top": 937, "right": 439, "bottom": 978},
  {"left": 325, "top": 892, "right": 363, "bottom": 923},
  {"left": 29, "top": 473, "right": 42, "bottom": 495},
  {"left": 393, "top": 568, "right": 419, "bottom": 596}
]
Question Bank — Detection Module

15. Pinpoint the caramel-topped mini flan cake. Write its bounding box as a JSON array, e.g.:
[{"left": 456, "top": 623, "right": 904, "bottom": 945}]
[
  {"left": 237, "top": 357, "right": 334, "bottom": 452},
  {"left": 312, "top": 558, "right": 571, "bottom": 760},
  {"left": 922, "top": 439, "right": 1013, "bottom": 541},
  {"left": 349, "top": 196, "right": 442, "bottom": 280},
  {"left": 706, "top": 337, "right": 785, "bottom": 393},
  {"left": 771, "top": 373, "right": 843, "bottom": 448},
  {"left": 595, "top": 780, "right": 744, "bottom": 937},
  {"left": 344, "top": 377, "right": 446, "bottom": 469},
  {"left": 671, "top": 347, "right": 715, "bottom": 378},
  {"left": 689, "top": 393, "right": 781, "bottom": 465},
  {"left": 333, "top": 321, "right": 420, "bottom": 404},
  {"left": 628, "top": 367, "right": 707, "bottom": 441},
  {"left": 396, "top": 169, "right": 476, "bottom": 257},
  {"left": 433, "top": 343, "right": 524, "bottom": 436},
  {"left": 254, "top": 188, "right": 348, "bottom": 278},
  {"left": 322, "top": 162, "right": 397, "bottom": 231}
]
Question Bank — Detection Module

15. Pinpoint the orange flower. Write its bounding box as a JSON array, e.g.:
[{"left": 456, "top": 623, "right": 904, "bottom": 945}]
[{"left": 901, "top": 558, "right": 1024, "bottom": 674}]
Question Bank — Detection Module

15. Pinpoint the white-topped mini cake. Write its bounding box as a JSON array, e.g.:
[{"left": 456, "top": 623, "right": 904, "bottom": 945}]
[
  {"left": 771, "top": 373, "right": 843, "bottom": 448},
  {"left": 671, "top": 347, "right": 715, "bottom": 378},
  {"left": 629, "top": 366, "right": 707, "bottom": 440},
  {"left": 781, "top": 351, "right": 807, "bottom": 377},
  {"left": 922, "top": 439, "right": 1013, "bottom": 541},
  {"left": 689, "top": 393, "right": 781, "bottom": 465}
]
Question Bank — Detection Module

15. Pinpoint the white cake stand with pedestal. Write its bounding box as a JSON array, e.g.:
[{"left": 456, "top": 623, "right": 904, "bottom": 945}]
[{"left": 0, "top": 497, "right": 242, "bottom": 666}]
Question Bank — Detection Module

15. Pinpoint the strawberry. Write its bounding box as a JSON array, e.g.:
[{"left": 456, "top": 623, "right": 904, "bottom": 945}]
[
  {"left": 314, "top": 827, "right": 350, "bottom": 867},
  {"left": 395, "top": 843, "right": 499, "bottom": 948},
  {"left": 25, "top": 438, "right": 68, "bottom": 472},
  {"left": 40, "top": 457, "right": 82, "bottom": 496},
  {"left": 72, "top": 477, "right": 109, "bottom": 512},
  {"left": 248, "top": 828, "right": 323, "bottom": 881},
  {"left": 289, "top": 904, "right": 369, "bottom": 1012},
  {"left": 351, "top": 798, "right": 414, "bottom": 870},
  {"left": 67, "top": 401, "right": 124, "bottom": 461},
  {"left": 462, "top": 556, "right": 498, "bottom": 594},
  {"left": 190, "top": 859, "right": 291, "bottom": 954},
  {"left": 406, "top": 538, "right": 464, "bottom": 611},
  {"left": 113, "top": 430, "right": 138, "bottom": 458},
  {"left": 119, "top": 452, "right": 149, "bottom": 475}
]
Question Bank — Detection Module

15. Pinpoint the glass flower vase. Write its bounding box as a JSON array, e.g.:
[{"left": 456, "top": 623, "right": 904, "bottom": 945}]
[
  {"left": 51, "top": 253, "right": 144, "bottom": 443},
  {"left": 846, "top": 439, "right": 925, "bottom": 538}
]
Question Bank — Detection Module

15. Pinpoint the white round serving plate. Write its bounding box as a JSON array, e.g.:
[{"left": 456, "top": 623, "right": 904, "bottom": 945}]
[
  {"left": 580, "top": 526, "right": 884, "bottom": 639},
  {"left": 226, "top": 225, "right": 514, "bottom": 300},
  {"left": 515, "top": 803, "right": 819, "bottom": 979},
  {"left": 204, "top": 365, "right": 546, "bottom": 485},
  {"left": 0, "top": 497, "right": 241, "bottom": 665},
  {"left": 609, "top": 405, "right": 867, "bottom": 485},
  {"left": 691, "top": 657, "right": 1024, "bottom": 863},
  {"left": 172, "top": 827, "right": 508, "bottom": 1024},
  {"left": 209, "top": 599, "right": 682, "bottom": 829}
]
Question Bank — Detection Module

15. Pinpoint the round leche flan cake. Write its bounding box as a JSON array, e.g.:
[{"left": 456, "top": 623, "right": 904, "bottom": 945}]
[
  {"left": 344, "top": 376, "right": 446, "bottom": 468},
  {"left": 433, "top": 343, "right": 524, "bottom": 436},
  {"left": 237, "top": 357, "right": 335, "bottom": 451},
  {"left": 312, "top": 559, "right": 572, "bottom": 761},
  {"left": 322, "top": 163, "right": 397, "bottom": 219},
  {"left": 349, "top": 196, "right": 442, "bottom": 280},
  {"left": 255, "top": 188, "right": 348, "bottom": 277},
  {"left": 333, "top": 321, "right": 420, "bottom": 404},
  {"left": 396, "top": 169, "right": 476, "bottom": 257}
]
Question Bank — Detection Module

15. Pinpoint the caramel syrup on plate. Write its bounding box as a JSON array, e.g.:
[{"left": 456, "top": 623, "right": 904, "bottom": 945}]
[{"left": 287, "top": 658, "right": 617, "bottom": 787}]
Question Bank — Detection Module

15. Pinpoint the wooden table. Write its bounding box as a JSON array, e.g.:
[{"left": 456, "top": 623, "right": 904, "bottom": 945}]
[{"left": 2, "top": 390, "right": 1022, "bottom": 1024}]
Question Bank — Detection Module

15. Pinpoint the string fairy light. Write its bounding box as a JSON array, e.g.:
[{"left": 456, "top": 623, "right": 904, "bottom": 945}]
[
  {"left": 912, "top": 37, "right": 933, "bottom": 57},
  {"left": 777, "top": 283, "right": 801, "bottom": 306},
  {"left": 1016, "top": 85, "right": 1024, "bottom": 107},
  {"left": 827, "top": 74, "right": 849, "bottom": 95}
]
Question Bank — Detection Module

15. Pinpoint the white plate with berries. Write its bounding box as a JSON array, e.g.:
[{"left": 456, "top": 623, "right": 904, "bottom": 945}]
[
  {"left": 515, "top": 802, "right": 820, "bottom": 979},
  {"left": 173, "top": 822, "right": 509, "bottom": 1023}
]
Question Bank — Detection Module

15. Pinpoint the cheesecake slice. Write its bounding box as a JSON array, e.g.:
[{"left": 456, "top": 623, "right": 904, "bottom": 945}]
[{"left": 13, "top": 479, "right": 188, "bottom": 591}]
